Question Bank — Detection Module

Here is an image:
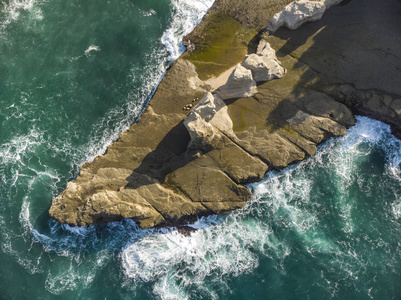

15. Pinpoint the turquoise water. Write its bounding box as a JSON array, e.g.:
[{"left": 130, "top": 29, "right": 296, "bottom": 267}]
[{"left": 1, "top": 1, "right": 401, "bottom": 299}]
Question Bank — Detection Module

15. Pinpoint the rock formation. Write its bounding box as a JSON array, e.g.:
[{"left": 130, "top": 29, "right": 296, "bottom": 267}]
[
  {"left": 184, "top": 92, "right": 233, "bottom": 151},
  {"left": 266, "top": 0, "right": 344, "bottom": 32},
  {"left": 217, "top": 40, "right": 286, "bottom": 100},
  {"left": 49, "top": 0, "right": 401, "bottom": 228},
  {"left": 216, "top": 65, "right": 258, "bottom": 100}
]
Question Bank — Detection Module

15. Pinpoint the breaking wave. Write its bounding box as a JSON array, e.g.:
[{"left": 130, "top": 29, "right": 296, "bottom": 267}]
[
  {"left": 2, "top": 0, "right": 401, "bottom": 298},
  {"left": 161, "top": 0, "right": 214, "bottom": 61},
  {"left": 120, "top": 117, "right": 401, "bottom": 299},
  {"left": 0, "top": 0, "right": 215, "bottom": 297}
]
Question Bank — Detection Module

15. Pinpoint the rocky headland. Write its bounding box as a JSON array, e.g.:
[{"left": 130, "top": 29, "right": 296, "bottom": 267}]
[{"left": 49, "top": 0, "right": 401, "bottom": 228}]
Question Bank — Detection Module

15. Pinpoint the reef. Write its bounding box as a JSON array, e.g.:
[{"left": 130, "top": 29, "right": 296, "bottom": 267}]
[{"left": 49, "top": 0, "right": 401, "bottom": 228}]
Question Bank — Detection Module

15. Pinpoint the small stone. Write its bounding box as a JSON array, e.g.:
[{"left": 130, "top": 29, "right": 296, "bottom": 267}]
[{"left": 266, "top": 0, "right": 343, "bottom": 33}]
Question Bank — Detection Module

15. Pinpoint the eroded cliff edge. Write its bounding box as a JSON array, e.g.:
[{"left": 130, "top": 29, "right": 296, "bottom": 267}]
[{"left": 49, "top": 0, "right": 401, "bottom": 228}]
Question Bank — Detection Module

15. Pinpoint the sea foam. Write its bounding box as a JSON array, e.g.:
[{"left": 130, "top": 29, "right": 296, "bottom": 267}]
[
  {"left": 161, "top": 0, "right": 214, "bottom": 61},
  {"left": 120, "top": 116, "right": 401, "bottom": 299},
  {"left": 0, "top": 0, "right": 42, "bottom": 30},
  {"left": 4, "top": 0, "right": 401, "bottom": 298},
  {"left": 0, "top": 0, "right": 216, "bottom": 295}
]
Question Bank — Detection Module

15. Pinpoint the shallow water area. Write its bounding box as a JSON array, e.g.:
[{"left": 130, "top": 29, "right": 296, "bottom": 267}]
[{"left": 1, "top": 0, "right": 401, "bottom": 299}]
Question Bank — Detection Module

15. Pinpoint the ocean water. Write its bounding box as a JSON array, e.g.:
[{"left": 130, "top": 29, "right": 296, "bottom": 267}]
[{"left": 1, "top": 1, "right": 401, "bottom": 299}]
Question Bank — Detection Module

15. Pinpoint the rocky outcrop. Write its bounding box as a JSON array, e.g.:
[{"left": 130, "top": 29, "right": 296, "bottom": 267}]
[
  {"left": 266, "top": 0, "right": 401, "bottom": 135},
  {"left": 186, "top": 39, "right": 289, "bottom": 158},
  {"left": 216, "top": 65, "right": 258, "bottom": 100},
  {"left": 184, "top": 92, "right": 234, "bottom": 151},
  {"left": 216, "top": 41, "right": 286, "bottom": 100},
  {"left": 266, "top": 0, "right": 344, "bottom": 32},
  {"left": 243, "top": 41, "right": 287, "bottom": 82},
  {"left": 49, "top": 0, "right": 401, "bottom": 229}
]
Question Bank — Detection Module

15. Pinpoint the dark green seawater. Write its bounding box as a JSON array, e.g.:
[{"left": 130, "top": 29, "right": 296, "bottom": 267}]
[{"left": 1, "top": 1, "right": 401, "bottom": 299}]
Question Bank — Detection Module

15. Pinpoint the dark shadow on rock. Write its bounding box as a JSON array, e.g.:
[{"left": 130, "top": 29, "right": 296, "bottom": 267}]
[
  {"left": 247, "top": 29, "right": 265, "bottom": 54},
  {"left": 338, "top": 0, "right": 354, "bottom": 6},
  {"left": 124, "top": 120, "right": 195, "bottom": 189},
  {"left": 123, "top": 95, "right": 248, "bottom": 191},
  {"left": 274, "top": 22, "right": 326, "bottom": 58},
  {"left": 264, "top": 0, "right": 401, "bottom": 136},
  {"left": 126, "top": 0, "right": 401, "bottom": 194}
]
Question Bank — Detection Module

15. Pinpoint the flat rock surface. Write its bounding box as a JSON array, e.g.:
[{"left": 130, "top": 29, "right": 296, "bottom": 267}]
[
  {"left": 50, "top": 0, "right": 401, "bottom": 228},
  {"left": 266, "top": 0, "right": 401, "bottom": 136}
]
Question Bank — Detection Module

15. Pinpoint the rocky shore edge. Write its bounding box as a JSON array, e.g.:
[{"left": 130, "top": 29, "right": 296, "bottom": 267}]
[{"left": 49, "top": 0, "right": 401, "bottom": 229}]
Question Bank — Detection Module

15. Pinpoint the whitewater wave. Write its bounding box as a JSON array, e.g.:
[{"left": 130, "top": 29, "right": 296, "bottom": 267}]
[
  {"left": 84, "top": 45, "right": 101, "bottom": 55},
  {"left": 139, "top": 8, "right": 156, "bottom": 17},
  {"left": 0, "top": 0, "right": 216, "bottom": 295},
  {"left": 3, "top": 0, "right": 401, "bottom": 297},
  {"left": 161, "top": 0, "right": 214, "bottom": 61},
  {"left": 120, "top": 117, "right": 401, "bottom": 299},
  {"left": 70, "top": 0, "right": 214, "bottom": 167},
  {"left": 0, "top": 0, "right": 43, "bottom": 30}
]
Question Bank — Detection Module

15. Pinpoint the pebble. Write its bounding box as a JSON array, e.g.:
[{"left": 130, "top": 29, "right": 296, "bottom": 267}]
[{"left": 183, "top": 103, "right": 195, "bottom": 111}]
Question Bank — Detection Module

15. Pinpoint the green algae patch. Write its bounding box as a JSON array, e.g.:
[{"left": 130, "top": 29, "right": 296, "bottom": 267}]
[
  {"left": 227, "top": 97, "right": 271, "bottom": 133},
  {"left": 184, "top": 13, "right": 256, "bottom": 80},
  {"left": 280, "top": 125, "right": 300, "bottom": 137}
]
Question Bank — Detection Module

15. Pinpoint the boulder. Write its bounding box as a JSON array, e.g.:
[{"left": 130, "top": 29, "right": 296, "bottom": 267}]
[
  {"left": 297, "top": 90, "right": 356, "bottom": 127},
  {"left": 166, "top": 155, "right": 252, "bottom": 209},
  {"left": 266, "top": 0, "right": 343, "bottom": 33},
  {"left": 216, "top": 64, "right": 257, "bottom": 100},
  {"left": 391, "top": 100, "right": 401, "bottom": 116},
  {"left": 184, "top": 92, "right": 234, "bottom": 151},
  {"left": 216, "top": 41, "right": 286, "bottom": 98},
  {"left": 242, "top": 53, "right": 286, "bottom": 82},
  {"left": 235, "top": 127, "right": 306, "bottom": 169},
  {"left": 257, "top": 39, "right": 278, "bottom": 57}
]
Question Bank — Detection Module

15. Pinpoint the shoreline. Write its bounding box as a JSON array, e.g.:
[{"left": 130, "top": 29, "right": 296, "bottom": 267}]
[{"left": 49, "top": 0, "right": 401, "bottom": 229}]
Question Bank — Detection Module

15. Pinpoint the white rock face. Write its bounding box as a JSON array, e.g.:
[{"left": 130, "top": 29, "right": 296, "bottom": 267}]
[
  {"left": 185, "top": 40, "right": 286, "bottom": 150},
  {"left": 242, "top": 42, "right": 286, "bottom": 82},
  {"left": 184, "top": 93, "right": 234, "bottom": 150},
  {"left": 266, "top": 0, "right": 344, "bottom": 33},
  {"left": 216, "top": 41, "right": 285, "bottom": 99},
  {"left": 257, "top": 40, "right": 277, "bottom": 57},
  {"left": 216, "top": 64, "right": 257, "bottom": 100}
]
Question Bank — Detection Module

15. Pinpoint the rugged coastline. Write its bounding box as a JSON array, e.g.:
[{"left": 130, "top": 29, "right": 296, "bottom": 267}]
[{"left": 49, "top": 0, "right": 401, "bottom": 228}]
